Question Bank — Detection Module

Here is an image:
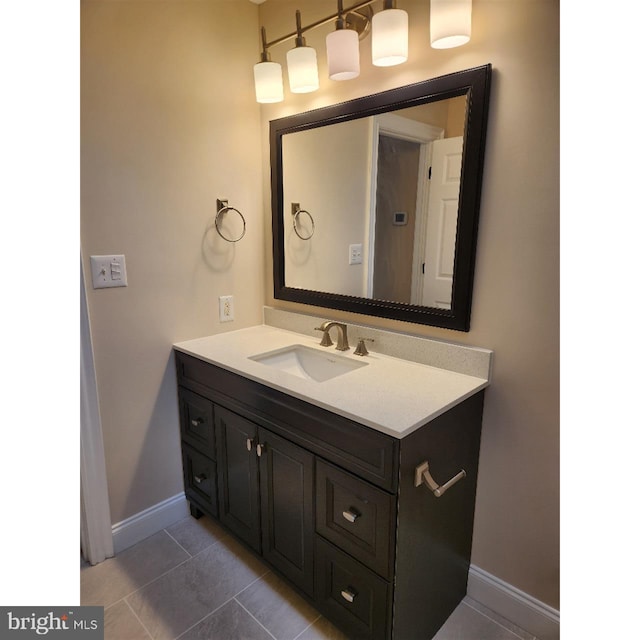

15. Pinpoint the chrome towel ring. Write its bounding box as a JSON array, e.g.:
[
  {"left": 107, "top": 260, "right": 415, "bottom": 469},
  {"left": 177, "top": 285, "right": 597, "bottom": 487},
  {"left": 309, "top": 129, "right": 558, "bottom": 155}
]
[
  {"left": 215, "top": 199, "right": 246, "bottom": 243},
  {"left": 291, "top": 203, "right": 315, "bottom": 240}
]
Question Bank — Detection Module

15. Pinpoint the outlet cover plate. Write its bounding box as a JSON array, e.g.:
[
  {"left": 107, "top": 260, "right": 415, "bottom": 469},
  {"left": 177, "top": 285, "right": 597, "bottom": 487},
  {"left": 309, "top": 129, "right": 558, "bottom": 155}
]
[{"left": 219, "top": 295, "right": 234, "bottom": 322}]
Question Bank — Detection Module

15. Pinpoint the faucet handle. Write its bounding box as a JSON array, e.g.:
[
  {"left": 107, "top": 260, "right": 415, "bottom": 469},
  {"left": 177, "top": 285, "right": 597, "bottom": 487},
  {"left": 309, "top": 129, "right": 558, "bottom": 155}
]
[
  {"left": 314, "top": 326, "right": 334, "bottom": 347},
  {"left": 354, "top": 337, "right": 374, "bottom": 356}
]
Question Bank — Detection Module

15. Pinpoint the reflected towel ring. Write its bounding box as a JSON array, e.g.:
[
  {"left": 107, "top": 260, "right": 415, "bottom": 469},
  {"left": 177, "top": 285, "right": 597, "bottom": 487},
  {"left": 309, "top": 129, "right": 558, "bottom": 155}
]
[
  {"left": 291, "top": 203, "right": 315, "bottom": 240},
  {"left": 215, "top": 199, "right": 246, "bottom": 243}
]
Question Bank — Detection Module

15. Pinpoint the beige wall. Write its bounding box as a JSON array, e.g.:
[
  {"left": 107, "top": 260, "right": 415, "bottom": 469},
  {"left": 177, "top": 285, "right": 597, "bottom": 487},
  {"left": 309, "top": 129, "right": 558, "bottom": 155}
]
[
  {"left": 259, "top": 0, "right": 559, "bottom": 609},
  {"left": 81, "top": 0, "right": 265, "bottom": 523}
]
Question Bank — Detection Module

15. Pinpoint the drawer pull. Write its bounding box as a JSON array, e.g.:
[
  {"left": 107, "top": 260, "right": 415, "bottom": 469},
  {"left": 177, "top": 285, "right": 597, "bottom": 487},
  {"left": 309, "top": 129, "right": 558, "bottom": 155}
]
[
  {"left": 414, "top": 460, "right": 466, "bottom": 498},
  {"left": 191, "top": 418, "right": 204, "bottom": 427},
  {"left": 194, "top": 473, "right": 207, "bottom": 484},
  {"left": 341, "top": 588, "right": 357, "bottom": 603},
  {"left": 342, "top": 508, "right": 360, "bottom": 523}
]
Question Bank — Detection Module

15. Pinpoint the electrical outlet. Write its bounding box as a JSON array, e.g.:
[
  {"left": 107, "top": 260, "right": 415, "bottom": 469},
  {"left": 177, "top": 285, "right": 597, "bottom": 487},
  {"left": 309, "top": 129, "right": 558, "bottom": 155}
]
[
  {"left": 349, "top": 244, "right": 363, "bottom": 265},
  {"left": 219, "top": 295, "right": 234, "bottom": 322}
]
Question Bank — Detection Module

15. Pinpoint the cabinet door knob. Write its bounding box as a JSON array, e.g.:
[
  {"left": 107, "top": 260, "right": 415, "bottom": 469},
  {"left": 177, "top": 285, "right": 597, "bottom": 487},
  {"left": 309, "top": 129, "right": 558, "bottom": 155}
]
[
  {"left": 194, "top": 473, "right": 207, "bottom": 484},
  {"left": 256, "top": 443, "right": 265, "bottom": 457},
  {"left": 246, "top": 438, "right": 254, "bottom": 451},
  {"left": 340, "top": 588, "right": 357, "bottom": 603},
  {"left": 342, "top": 508, "right": 360, "bottom": 523},
  {"left": 191, "top": 417, "right": 204, "bottom": 427}
]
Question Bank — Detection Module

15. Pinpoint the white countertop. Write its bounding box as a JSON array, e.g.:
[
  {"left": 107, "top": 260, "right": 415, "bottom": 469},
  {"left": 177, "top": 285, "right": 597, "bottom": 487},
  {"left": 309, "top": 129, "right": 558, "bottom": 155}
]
[{"left": 174, "top": 325, "right": 490, "bottom": 439}]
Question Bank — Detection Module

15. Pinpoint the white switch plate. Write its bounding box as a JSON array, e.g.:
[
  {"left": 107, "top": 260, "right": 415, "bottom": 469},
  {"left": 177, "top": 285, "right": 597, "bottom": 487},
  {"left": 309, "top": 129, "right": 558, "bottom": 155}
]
[
  {"left": 90, "top": 255, "right": 128, "bottom": 289},
  {"left": 219, "top": 295, "right": 234, "bottom": 322},
  {"left": 349, "top": 244, "right": 363, "bottom": 265}
]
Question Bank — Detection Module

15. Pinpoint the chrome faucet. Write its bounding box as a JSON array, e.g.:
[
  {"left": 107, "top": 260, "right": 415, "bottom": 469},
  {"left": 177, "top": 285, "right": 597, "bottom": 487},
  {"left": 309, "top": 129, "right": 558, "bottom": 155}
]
[{"left": 315, "top": 321, "right": 350, "bottom": 351}]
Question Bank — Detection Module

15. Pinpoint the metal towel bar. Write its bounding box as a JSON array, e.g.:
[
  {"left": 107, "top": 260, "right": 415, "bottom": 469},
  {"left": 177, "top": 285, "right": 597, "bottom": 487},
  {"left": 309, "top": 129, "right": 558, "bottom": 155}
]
[{"left": 414, "top": 460, "right": 466, "bottom": 498}]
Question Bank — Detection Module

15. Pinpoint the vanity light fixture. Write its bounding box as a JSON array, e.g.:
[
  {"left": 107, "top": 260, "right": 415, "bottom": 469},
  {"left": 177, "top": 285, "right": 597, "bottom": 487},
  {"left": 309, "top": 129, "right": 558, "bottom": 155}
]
[
  {"left": 326, "top": 0, "right": 361, "bottom": 80},
  {"left": 252, "top": 0, "right": 472, "bottom": 103},
  {"left": 286, "top": 10, "right": 320, "bottom": 93},
  {"left": 430, "top": 0, "right": 472, "bottom": 49},
  {"left": 371, "top": 0, "right": 409, "bottom": 67}
]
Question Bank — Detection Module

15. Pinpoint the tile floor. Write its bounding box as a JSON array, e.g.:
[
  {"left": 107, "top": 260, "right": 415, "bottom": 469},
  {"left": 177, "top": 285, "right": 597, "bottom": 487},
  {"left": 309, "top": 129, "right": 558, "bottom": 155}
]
[{"left": 81, "top": 514, "right": 538, "bottom": 640}]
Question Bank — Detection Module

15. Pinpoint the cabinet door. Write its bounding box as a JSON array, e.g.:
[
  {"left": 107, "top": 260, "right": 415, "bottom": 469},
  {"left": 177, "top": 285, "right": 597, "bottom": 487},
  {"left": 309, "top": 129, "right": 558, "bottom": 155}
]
[
  {"left": 215, "top": 406, "right": 261, "bottom": 552},
  {"left": 258, "top": 427, "right": 315, "bottom": 596}
]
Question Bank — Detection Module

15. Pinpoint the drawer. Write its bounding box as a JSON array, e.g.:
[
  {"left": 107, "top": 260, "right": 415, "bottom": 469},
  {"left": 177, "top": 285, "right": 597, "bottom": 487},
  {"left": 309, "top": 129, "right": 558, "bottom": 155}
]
[
  {"left": 315, "top": 537, "right": 391, "bottom": 640},
  {"left": 316, "top": 460, "right": 395, "bottom": 579},
  {"left": 182, "top": 443, "right": 218, "bottom": 517},
  {"left": 179, "top": 388, "right": 215, "bottom": 457}
]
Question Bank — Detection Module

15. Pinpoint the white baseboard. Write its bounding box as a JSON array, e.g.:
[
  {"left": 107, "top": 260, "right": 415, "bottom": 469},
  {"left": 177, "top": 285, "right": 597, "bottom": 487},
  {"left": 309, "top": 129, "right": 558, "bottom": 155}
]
[
  {"left": 468, "top": 564, "right": 560, "bottom": 640},
  {"left": 111, "top": 493, "right": 189, "bottom": 554}
]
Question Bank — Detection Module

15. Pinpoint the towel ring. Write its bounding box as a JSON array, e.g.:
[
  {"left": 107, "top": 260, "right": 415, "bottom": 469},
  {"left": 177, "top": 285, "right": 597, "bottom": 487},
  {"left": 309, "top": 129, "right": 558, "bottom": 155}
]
[
  {"left": 215, "top": 199, "right": 246, "bottom": 243},
  {"left": 291, "top": 203, "right": 315, "bottom": 240}
]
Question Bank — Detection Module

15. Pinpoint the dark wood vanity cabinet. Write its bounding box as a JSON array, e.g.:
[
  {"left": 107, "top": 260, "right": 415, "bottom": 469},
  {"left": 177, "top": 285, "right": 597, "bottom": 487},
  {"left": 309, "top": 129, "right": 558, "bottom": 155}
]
[{"left": 175, "top": 350, "right": 485, "bottom": 640}]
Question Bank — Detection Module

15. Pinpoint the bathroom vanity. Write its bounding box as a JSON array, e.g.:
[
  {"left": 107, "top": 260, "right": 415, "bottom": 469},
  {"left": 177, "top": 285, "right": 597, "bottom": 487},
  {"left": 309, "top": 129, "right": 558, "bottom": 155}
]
[{"left": 173, "top": 316, "right": 491, "bottom": 640}]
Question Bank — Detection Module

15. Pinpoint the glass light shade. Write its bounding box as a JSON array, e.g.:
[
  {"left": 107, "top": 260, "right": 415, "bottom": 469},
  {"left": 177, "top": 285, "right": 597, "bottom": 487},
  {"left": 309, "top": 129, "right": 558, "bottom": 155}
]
[
  {"left": 253, "top": 61, "right": 284, "bottom": 103},
  {"left": 430, "top": 0, "right": 472, "bottom": 49},
  {"left": 286, "top": 46, "right": 319, "bottom": 93},
  {"left": 372, "top": 8, "right": 409, "bottom": 67},
  {"left": 326, "top": 28, "right": 360, "bottom": 81}
]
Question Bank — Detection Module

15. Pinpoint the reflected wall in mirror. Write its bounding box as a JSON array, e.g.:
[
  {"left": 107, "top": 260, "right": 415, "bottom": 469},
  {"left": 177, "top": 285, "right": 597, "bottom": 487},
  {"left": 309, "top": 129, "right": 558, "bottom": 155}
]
[{"left": 271, "top": 65, "right": 492, "bottom": 331}]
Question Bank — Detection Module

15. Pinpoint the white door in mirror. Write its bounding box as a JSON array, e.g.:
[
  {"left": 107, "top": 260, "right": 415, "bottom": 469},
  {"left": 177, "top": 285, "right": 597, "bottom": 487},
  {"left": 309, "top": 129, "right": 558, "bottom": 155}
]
[
  {"left": 422, "top": 136, "right": 463, "bottom": 309},
  {"left": 90, "top": 255, "right": 128, "bottom": 289}
]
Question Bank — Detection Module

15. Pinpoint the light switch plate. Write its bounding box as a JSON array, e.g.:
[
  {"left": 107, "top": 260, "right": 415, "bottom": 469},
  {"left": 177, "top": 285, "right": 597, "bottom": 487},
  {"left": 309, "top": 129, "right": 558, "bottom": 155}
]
[{"left": 90, "top": 255, "right": 128, "bottom": 289}]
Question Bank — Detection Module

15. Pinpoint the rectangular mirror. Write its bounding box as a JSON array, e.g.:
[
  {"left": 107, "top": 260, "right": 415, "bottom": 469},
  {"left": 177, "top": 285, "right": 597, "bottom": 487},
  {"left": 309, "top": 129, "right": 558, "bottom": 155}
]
[{"left": 271, "top": 65, "right": 491, "bottom": 331}]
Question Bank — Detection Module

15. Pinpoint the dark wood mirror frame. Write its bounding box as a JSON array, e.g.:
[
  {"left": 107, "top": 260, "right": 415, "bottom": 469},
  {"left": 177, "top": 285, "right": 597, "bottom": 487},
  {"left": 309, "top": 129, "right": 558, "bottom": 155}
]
[{"left": 270, "top": 64, "right": 491, "bottom": 331}]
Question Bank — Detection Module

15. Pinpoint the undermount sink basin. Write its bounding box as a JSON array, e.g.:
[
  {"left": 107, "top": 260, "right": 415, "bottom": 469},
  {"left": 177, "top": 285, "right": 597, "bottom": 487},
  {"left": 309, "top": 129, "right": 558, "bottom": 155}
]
[{"left": 249, "top": 344, "right": 368, "bottom": 382}]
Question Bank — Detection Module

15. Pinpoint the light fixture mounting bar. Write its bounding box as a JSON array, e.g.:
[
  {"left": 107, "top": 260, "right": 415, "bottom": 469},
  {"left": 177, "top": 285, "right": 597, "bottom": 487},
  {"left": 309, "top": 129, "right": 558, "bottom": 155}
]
[{"left": 262, "top": 0, "right": 380, "bottom": 51}]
